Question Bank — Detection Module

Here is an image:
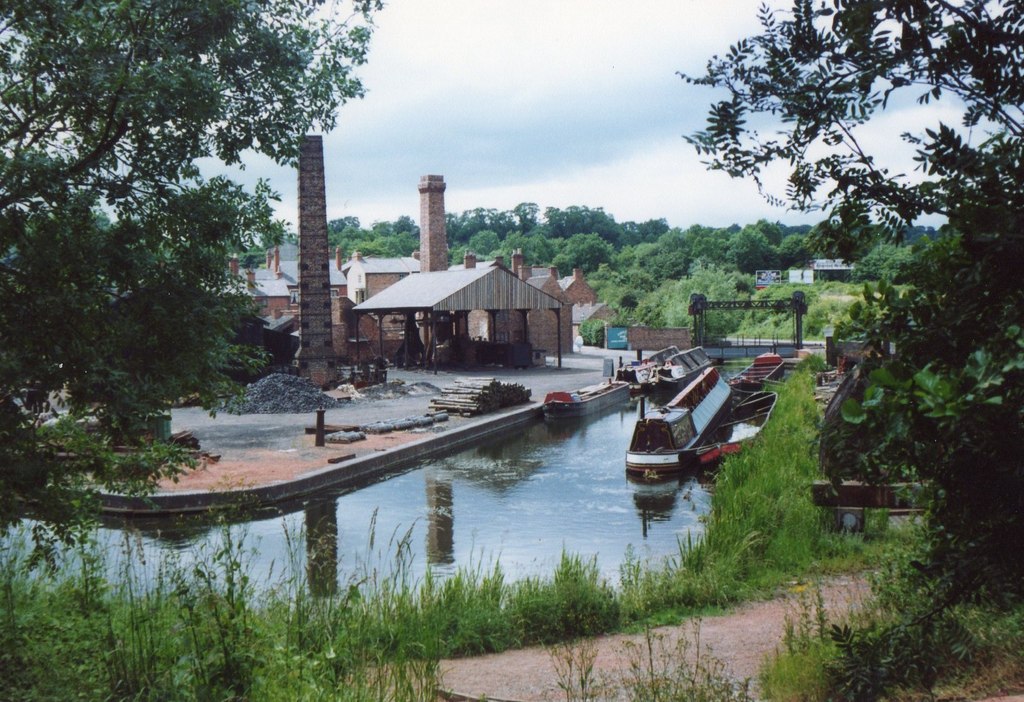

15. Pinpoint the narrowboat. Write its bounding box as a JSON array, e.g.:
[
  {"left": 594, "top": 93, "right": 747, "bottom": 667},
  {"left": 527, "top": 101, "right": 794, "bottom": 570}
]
[
  {"left": 728, "top": 352, "right": 785, "bottom": 392},
  {"left": 615, "top": 345, "right": 680, "bottom": 393},
  {"left": 625, "top": 366, "right": 733, "bottom": 479},
  {"left": 543, "top": 379, "right": 630, "bottom": 419},
  {"left": 678, "top": 389, "right": 778, "bottom": 466},
  {"left": 654, "top": 346, "right": 713, "bottom": 391}
]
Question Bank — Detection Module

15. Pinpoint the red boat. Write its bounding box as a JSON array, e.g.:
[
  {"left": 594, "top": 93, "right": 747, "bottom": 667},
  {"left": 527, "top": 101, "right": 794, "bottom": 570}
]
[{"left": 728, "top": 353, "right": 785, "bottom": 392}]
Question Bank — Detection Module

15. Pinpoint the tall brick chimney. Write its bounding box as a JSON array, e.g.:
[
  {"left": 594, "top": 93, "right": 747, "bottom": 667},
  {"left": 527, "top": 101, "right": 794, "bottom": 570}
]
[
  {"left": 274, "top": 246, "right": 281, "bottom": 278},
  {"left": 549, "top": 266, "right": 559, "bottom": 279},
  {"left": 335, "top": 247, "right": 343, "bottom": 270},
  {"left": 295, "top": 135, "right": 335, "bottom": 387},
  {"left": 229, "top": 255, "right": 239, "bottom": 277},
  {"left": 266, "top": 250, "right": 273, "bottom": 269},
  {"left": 418, "top": 175, "right": 447, "bottom": 272},
  {"left": 574, "top": 267, "right": 584, "bottom": 281}
]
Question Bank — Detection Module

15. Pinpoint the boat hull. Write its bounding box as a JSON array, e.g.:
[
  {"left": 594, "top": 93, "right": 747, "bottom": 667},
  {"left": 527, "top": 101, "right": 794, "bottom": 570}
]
[
  {"left": 728, "top": 353, "right": 785, "bottom": 392},
  {"left": 624, "top": 391, "right": 733, "bottom": 478},
  {"left": 624, "top": 367, "right": 733, "bottom": 480},
  {"left": 543, "top": 381, "right": 630, "bottom": 419}
]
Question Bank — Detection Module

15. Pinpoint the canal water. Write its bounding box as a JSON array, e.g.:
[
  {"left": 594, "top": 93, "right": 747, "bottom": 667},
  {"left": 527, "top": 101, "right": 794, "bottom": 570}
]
[{"left": 83, "top": 361, "right": 751, "bottom": 591}]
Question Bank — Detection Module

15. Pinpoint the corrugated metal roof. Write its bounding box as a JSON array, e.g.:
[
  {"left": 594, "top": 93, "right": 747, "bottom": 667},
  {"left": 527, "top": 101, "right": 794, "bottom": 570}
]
[{"left": 354, "top": 266, "right": 562, "bottom": 313}]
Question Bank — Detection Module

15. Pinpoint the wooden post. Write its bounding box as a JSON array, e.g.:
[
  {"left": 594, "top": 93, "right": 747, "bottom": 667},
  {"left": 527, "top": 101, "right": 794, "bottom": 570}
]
[{"left": 314, "top": 409, "right": 326, "bottom": 447}]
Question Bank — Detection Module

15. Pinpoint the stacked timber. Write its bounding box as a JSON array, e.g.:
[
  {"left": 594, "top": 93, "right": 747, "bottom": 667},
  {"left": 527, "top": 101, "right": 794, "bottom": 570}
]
[{"left": 429, "top": 378, "right": 531, "bottom": 416}]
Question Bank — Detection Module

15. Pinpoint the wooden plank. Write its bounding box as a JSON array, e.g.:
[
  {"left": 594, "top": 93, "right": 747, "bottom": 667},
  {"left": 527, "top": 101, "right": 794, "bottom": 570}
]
[
  {"left": 811, "top": 480, "right": 921, "bottom": 509},
  {"left": 327, "top": 453, "right": 356, "bottom": 464}
]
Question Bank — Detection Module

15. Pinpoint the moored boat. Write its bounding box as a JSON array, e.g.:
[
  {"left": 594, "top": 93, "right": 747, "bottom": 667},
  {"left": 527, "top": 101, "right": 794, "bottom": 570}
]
[
  {"left": 728, "top": 352, "right": 785, "bottom": 392},
  {"left": 543, "top": 379, "right": 630, "bottom": 419},
  {"left": 625, "top": 366, "right": 733, "bottom": 479},
  {"left": 679, "top": 389, "right": 778, "bottom": 466},
  {"left": 616, "top": 345, "right": 680, "bottom": 393},
  {"left": 654, "top": 346, "right": 713, "bottom": 391}
]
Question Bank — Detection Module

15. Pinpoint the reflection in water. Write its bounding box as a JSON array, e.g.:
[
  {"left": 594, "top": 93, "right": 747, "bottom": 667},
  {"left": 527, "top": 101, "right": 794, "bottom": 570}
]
[
  {"left": 425, "top": 472, "right": 454, "bottom": 565},
  {"left": 305, "top": 499, "right": 338, "bottom": 596},
  {"left": 631, "top": 476, "right": 703, "bottom": 538},
  {"left": 85, "top": 362, "right": 755, "bottom": 587}
]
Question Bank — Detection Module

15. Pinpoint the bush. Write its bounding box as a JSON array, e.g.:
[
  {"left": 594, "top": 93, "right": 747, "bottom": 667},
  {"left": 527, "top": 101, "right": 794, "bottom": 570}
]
[{"left": 579, "top": 318, "right": 605, "bottom": 346}]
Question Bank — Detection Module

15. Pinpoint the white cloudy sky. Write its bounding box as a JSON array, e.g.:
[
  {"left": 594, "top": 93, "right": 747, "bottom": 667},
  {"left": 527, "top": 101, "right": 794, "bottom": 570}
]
[{"left": 220, "top": 1, "right": 954, "bottom": 232}]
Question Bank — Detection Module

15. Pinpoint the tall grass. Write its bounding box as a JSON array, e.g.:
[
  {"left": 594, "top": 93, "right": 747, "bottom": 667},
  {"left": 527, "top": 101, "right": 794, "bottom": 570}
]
[{"left": 0, "top": 361, "right": 871, "bottom": 700}]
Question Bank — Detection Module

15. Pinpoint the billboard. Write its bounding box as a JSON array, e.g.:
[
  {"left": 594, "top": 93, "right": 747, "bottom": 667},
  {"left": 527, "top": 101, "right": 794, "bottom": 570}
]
[
  {"left": 789, "top": 269, "right": 814, "bottom": 284},
  {"left": 811, "top": 258, "right": 852, "bottom": 270},
  {"left": 755, "top": 270, "right": 782, "bottom": 288}
]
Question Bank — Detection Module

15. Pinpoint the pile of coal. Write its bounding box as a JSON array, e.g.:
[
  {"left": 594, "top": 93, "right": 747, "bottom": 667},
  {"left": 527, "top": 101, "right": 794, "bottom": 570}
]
[{"left": 227, "top": 373, "right": 347, "bottom": 414}]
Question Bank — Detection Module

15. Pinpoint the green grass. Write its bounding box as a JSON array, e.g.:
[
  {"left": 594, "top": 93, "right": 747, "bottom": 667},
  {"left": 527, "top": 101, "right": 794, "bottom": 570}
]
[{"left": 0, "top": 362, "right": 894, "bottom": 700}]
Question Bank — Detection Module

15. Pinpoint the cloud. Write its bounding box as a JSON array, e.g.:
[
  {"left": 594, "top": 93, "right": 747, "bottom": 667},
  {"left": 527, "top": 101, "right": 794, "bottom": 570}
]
[{"left": 207, "top": 1, "right": 949, "bottom": 232}]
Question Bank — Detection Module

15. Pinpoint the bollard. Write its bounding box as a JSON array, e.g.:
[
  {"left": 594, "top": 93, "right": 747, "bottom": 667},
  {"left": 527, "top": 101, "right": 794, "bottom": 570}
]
[{"left": 315, "top": 409, "right": 326, "bottom": 447}]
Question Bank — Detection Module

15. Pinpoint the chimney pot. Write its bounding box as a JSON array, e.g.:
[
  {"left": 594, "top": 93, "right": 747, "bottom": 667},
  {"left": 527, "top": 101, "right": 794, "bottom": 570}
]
[
  {"left": 493, "top": 255, "right": 504, "bottom": 268},
  {"left": 411, "top": 250, "right": 420, "bottom": 260},
  {"left": 464, "top": 251, "right": 477, "bottom": 269},
  {"left": 354, "top": 250, "right": 364, "bottom": 261}
]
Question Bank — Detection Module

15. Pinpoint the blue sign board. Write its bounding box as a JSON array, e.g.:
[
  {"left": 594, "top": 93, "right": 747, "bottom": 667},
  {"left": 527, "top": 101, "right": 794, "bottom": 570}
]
[{"left": 606, "top": 326, "right": 628, "bottom": 350}]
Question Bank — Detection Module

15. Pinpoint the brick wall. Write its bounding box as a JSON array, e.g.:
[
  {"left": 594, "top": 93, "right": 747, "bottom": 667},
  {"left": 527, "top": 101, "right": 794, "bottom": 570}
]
[{"left": 627, "top": 326, "right": 692, "bottom": 352}]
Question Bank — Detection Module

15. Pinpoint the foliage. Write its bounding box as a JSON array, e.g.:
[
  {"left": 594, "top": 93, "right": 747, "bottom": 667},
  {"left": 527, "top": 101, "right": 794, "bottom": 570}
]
[
  {"left": 579, "top": 319, "right": 605, "bottom": 347},
  {"left": 687, "top": 0, "right": 1024, "bottom": 695},
  {"left": 0, "top": 0, "right": 380, "bottom": 539},
  {"left": 849, "top": 242, "right": 917, "bottom": 284}
]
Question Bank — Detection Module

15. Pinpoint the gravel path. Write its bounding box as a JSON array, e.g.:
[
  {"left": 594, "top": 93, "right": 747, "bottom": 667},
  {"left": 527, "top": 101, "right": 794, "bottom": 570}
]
[{"left": 439, "top": 574, "right": 870, "bottom": 701}]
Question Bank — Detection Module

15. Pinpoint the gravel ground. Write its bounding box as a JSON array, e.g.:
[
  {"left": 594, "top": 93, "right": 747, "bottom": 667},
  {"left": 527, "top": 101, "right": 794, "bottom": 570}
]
[{"left": 226, "top": 373, "right": 347, "bottom": 414}]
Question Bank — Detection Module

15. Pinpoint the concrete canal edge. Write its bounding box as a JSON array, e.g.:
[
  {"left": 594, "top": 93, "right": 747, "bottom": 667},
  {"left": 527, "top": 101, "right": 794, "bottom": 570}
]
[{"left": 100, "top": 404, "right": 543, "bottom": 517}]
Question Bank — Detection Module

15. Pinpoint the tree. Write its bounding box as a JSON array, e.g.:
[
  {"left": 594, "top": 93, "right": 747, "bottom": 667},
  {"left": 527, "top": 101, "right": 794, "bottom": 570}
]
[
  {"left": 727, "top": 228, "right": 778, "bottom": 274},
  {"left": 850, "top": 242, "right": 916, "bottom": 284},
  {"left": 687, "top": 0, "right": 1024, "bottom": 692},
  {"left": 551, "top": 233, "right": 615, "bottom": 274},
  {"left": 467, "top": 230, "right": 501, "bottom": 259},
  {"left": 0, "top": 0, "right": 380, "bottom": 542},
  {"left": 777, "top": 233, "right": 810, "bottom": 270}
]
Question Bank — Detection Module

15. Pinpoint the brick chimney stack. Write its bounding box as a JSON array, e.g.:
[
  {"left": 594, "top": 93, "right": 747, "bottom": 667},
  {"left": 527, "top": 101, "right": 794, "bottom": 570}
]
[
  {"left": 266, "top": 250, "right": 273, "bottom": 269},
  {"left": 574, "top": 267, "right": 584, "bottom": 281},
  {"left": 511, "top": 249, "right": 524, "bottom": 277},
  {"left": 274, "top": 246, "right": 281, "bottom": 277},
  {"left": 464, "top": 251, "right": 476, "bottom": 269},
  {"left": 246, "top": 268, "right": 255, "bottom": 287},
  {"left": 295, "top": 135, "right": 335, "bottom": 387},
  {"left": 493, "top": 255, "right": 504, "bottom": 269},
  {"left": 335, "top": 247, "right": 343, "bottom": 270},
  {"left": 229, "top": 255, "right": 239, "bottom": 277},
  {"left": 549, "top": 266, "right": 559, "bottom": 278},
  {"left": 418, "top": 175, "right": 447, "bottom": 273}
]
